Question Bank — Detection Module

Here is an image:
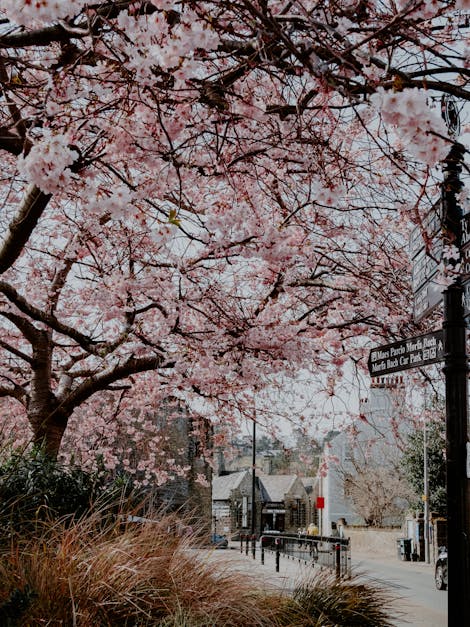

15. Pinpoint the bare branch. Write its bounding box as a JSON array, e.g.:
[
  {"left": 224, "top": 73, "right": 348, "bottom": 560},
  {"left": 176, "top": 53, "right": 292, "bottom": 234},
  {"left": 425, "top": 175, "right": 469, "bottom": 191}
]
[
  {"left": 0, "top": 377, "right": 28, "bottom": 404},
  {"left": 0, "top": 280, "right": 98, "bottom": 351}
]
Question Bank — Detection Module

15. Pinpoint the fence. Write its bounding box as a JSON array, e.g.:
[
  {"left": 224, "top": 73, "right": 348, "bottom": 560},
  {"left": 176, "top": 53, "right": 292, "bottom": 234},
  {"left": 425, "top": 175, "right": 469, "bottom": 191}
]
[{"left": 240, "top": 532, "right": 351, "bottom": 579}]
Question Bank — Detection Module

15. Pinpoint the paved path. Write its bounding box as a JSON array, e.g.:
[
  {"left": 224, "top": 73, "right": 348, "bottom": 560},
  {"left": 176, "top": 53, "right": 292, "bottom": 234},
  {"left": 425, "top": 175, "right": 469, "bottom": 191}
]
[{"left": 200, "top": 543, "right": 447, "bottom": 626}]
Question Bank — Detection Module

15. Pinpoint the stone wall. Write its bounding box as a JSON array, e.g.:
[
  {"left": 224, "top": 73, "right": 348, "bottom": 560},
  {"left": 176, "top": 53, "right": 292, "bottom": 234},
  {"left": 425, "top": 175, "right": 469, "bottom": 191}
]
[{"left": 343, "top": 527, "right": 401, "bottom": 559}]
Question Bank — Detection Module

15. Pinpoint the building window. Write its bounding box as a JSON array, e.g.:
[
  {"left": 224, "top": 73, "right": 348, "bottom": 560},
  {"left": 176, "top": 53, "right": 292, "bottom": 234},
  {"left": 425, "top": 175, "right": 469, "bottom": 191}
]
[{"left": 242, "top": 496, "right": 248, "bottom": 528}]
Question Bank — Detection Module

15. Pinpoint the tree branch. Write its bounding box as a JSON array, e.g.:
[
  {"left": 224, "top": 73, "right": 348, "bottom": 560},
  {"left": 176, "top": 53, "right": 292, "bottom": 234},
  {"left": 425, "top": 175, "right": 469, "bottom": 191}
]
[
  {"left": 0, "top": 1, "right": 156, "bottom": 48},
  {"left": 0, "top": 310, "right": 41, "bottom": 345},
  {"left": 0, "top": 338, "right": 33, "bottom": 364},
  {"left": 0, "top": 378, "right": 28, "bottom": 404},
  {"left": 0, "top": 280, "right": 99, "bottom": 351},
  {"left": 0, "top": 185, "right": 52, "bottom": 274},
  {"left": 62, "top": 354, "right": 175, "bottom": 411}
]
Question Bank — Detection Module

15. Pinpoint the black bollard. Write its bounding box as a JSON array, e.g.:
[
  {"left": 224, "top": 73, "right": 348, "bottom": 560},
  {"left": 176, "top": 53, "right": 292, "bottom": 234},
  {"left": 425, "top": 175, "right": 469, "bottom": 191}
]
[{"left": 335, "top": 543, "right": 341, "bottom": 580}]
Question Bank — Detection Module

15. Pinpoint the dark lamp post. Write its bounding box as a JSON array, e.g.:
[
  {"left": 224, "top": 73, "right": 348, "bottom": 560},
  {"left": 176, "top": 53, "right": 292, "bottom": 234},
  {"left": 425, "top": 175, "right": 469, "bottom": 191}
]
[
  {"left": 251, "top": 418, "right": 256, "bottom": 537},
  {"left": 441, "top": 141, "right": 470, "bottom": 627}
]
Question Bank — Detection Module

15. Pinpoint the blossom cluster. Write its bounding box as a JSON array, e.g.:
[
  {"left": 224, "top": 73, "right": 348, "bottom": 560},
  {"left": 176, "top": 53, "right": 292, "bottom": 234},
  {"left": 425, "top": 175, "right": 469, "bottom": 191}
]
[
  {"left": 370, "top": 88, "right": 450, "bottom": 166},
  {"left": 3, "top": 0, "right": 88, "bottom": 25},
  {"left": 17, "top": 131, "right": 78, "bottom": 194},
  {"left": 115, "top": 10, "right": 219, "bottom": 85}
]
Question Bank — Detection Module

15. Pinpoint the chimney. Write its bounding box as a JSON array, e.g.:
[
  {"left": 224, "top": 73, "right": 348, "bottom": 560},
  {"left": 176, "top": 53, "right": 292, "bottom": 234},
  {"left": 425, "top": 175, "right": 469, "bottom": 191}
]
[
  {"left": 216, "top": 449, "right": 226, "bottom": 476},
  {"left": 262, "top": 453, "right": 273, "bottom": 475}
]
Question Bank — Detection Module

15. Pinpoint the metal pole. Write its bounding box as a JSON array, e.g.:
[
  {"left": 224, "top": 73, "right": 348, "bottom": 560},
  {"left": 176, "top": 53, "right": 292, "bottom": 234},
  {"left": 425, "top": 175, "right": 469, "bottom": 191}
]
[
  {"left": 423, "top": 416, "right": 430, "bottom": 564},
  {"left": 251, "top": 418, "right": 256, "bottom": 537},
  {"left": 441, "top": 142, "right": 470, "bottom": 627},
  {"left": 319, "top": 476, "right": 323, "bottom": 537}
]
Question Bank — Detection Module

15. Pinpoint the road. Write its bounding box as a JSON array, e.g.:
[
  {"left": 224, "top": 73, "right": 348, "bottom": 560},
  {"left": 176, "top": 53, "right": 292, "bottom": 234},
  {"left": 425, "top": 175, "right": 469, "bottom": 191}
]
[
  {"left": 352, "top": 552, "right": 447, "bottom": 627},
  {"left": 203, "top": 545, "right": 447, "bottom": 627}
]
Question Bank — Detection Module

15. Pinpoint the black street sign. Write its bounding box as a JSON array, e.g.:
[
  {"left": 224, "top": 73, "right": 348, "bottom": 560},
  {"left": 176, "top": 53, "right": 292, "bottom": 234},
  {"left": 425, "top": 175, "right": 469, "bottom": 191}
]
[
  {"left": 413, "top": 281, "right": 444, "bottom": 322},
  {"left": 410, "top": 202, "right": 443, "bottom": 321},
  {"left": 409, "top": 202, "right": 442, "bottom": 259},
  {"left": 464, "top": 282, "right": 470, "bottom": 318},
  {"left": 461, "top": 213, "right": 470, "bottom": 283},
  {"left": 368, "top": 330, "right": 444, "bottom": 376}
]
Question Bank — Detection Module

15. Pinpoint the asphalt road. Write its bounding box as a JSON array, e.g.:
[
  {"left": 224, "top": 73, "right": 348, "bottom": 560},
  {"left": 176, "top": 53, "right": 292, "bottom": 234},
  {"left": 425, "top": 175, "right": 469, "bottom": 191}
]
[{"left": 352, "top": 553, "right": 447, "bottom": 627}]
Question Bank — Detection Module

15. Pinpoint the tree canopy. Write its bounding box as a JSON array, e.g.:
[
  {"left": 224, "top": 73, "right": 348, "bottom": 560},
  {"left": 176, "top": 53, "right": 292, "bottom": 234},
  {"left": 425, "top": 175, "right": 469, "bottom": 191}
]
[
  {"left": 401, "top": 416, "right": 447, "bottom": 515},
  {"left": 0, "top": 1, "right": 468, "bottom": 475}
]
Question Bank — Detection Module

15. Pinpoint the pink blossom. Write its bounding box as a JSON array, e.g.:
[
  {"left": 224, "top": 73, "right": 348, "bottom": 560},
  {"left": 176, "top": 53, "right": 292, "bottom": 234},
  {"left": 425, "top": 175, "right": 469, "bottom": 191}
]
[
  {"left": 17, "top": 131, "right": 78, "bottom": 194},
  {"left": 370, "top": 88, "right": 450, "bottom": 165},
  {"left": 3, "top": 0, "right": 88, "bottom": 25}
]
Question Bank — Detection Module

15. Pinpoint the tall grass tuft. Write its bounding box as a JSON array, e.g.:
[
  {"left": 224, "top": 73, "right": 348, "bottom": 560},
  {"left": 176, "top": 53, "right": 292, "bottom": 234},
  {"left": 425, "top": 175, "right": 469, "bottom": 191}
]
[
  {"left": 278, "top": 571, "right": 400, "bottom": 627},
  {"left": 0, "top": 507, "right": 282, "bottom": 626},
  {"left": 0, "top": 466, "right": 399, "bottom": 627}
]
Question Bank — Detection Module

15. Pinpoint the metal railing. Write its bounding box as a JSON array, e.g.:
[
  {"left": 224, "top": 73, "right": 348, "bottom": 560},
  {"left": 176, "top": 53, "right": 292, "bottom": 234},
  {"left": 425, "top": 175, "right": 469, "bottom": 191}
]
[{"left": 241, "top": 532, "right": 351, "bottom": 579}]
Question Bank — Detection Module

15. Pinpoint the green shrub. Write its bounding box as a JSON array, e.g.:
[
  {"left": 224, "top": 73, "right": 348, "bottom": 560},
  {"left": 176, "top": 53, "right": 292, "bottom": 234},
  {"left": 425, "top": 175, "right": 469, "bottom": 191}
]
[{"left": 0, "top": 448, "right": 104, "bottom": 534}]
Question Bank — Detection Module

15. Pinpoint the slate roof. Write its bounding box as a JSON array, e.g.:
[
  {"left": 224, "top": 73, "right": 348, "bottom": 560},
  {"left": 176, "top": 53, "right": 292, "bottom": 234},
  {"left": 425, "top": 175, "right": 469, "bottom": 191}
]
[
  {"left": 212, "top": 470, "right": 250, "bottom": 500},
  {"left": 300, "top": 476, "right": 318, "bottom": 494},
  {"left": 258, "top": 475, "right": 300, "bottom": 502}
]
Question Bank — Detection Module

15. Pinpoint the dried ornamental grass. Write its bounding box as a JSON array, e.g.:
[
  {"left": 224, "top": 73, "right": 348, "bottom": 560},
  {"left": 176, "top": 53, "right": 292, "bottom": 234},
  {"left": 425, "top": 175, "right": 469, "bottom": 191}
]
[
  {"left": 0, "top": 505, "right": 399, "bottom": 626},
  {"left": 278, "top": 571, "right": 400, "bottom": 627},
  {"left": 0, "top": 511, "right": 283, "bottom": 626}
]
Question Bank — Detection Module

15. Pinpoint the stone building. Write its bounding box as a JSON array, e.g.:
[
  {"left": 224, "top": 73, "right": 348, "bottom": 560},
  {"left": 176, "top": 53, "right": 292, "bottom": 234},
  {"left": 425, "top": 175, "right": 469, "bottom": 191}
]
[
  {"left": 259, "top": 474, "right": 309, "bottom": 532},
  {"left": 211, "top": 471, "right": 310, "bottom": 536},
  {"left": 212, "top": 470, "right": 257, "bottom": 535},
  {"left": 154, "top": 398, "right": 212, "bottom": 528}
]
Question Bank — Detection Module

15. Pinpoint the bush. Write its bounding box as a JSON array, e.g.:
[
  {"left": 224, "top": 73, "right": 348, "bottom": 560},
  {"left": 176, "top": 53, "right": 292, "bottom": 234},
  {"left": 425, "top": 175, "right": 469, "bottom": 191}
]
[
  {"left": 0, "top": 448, "right": 104, "bottom": 534},
  {"left": 0, "top": 450, "right": 399, "bottom": 626},
  {"left": 0, "top": 447, "right": 157, "bottom": 538},
  {"left": 0, "top": 501, "right": 399, "bottom": 627}
]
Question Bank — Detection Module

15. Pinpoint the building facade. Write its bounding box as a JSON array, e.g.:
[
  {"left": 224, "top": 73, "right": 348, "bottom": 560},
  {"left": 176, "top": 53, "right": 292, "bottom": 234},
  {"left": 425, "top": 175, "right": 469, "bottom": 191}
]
[
  {"left": 317, "top": 377, "right": 409, "bottom": 534},
  {"left": 212, "top": 471, "right": 310, "bottom": 536}
]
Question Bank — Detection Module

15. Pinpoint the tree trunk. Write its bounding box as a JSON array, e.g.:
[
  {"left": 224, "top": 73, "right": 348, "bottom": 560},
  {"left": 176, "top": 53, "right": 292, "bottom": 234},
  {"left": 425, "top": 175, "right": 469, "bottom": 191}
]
[{"left": 30, "top": 407, "right": 69, "bottom": 459}]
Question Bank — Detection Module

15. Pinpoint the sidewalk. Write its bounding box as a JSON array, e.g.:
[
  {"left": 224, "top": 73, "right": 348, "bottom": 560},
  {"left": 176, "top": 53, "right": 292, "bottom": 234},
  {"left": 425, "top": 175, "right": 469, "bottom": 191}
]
[
  {"left": 205, "top": 542, "right": 436, "bottom": 588},
  {"left": 201, "top": 542, "right": 320, "bottom": 594}
]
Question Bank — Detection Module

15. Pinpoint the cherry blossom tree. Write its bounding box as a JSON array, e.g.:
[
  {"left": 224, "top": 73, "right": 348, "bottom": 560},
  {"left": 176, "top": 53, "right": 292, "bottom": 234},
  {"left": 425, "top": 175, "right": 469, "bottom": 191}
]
[{"left": 0, "top": 1, "right": 468, "bottom": 473}]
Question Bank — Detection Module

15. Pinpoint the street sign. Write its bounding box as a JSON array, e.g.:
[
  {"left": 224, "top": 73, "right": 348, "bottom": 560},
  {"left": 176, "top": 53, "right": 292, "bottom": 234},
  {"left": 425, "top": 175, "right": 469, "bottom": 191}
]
[
  {"left": 410, "top": 202, "right": 443, "bottom": 322},
  {"left": 413, "top": 278, "right": 444, "bottom": 322},
  {"left": 367, "top": 330, "right": 444, "bottom": 376},
  {"left": 459, "top": 213, "right": 470, "bottom": 319},
  {"left": 461, "top": 213, "right": 470, "bottom": 281},
  {"left": 464, "top": 283, "right": 470, "bottom": 319}
]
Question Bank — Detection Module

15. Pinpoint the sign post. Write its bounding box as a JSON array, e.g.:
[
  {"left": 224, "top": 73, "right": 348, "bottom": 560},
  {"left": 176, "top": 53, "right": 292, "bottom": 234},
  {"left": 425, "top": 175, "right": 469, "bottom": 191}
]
[
  {"left": 441, "top": 142, "right": 469, "bottom": 627},
  {"left": 371, "top": 101, "right": 469, "bottom": 625}
]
